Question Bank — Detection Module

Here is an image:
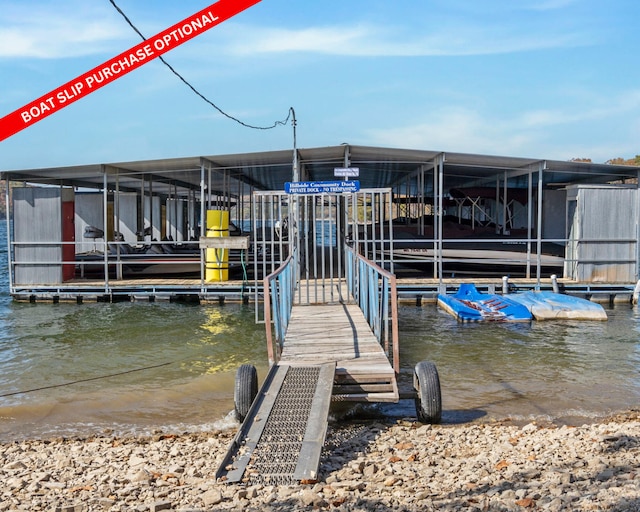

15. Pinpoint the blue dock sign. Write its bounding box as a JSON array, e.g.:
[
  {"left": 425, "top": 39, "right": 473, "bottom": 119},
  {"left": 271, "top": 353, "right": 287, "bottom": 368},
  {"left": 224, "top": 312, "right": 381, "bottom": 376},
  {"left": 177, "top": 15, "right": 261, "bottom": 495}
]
[{"left": 285, "top": 180, "right": 360, "bottom": 194}]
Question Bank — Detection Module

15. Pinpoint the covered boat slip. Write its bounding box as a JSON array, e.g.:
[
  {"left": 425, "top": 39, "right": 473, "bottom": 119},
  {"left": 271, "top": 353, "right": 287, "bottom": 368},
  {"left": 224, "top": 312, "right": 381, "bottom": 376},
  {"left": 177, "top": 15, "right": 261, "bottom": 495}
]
[{"left": 3, "top": 144, "right": 640, "bottom": 301}]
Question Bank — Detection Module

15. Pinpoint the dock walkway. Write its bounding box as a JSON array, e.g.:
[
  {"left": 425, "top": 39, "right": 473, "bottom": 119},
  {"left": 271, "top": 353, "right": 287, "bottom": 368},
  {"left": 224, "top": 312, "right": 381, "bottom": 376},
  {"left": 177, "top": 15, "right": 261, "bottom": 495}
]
[
  {"left": 216, "top": 294, "right": 398, "bottom": 484},
  {"left": 282, "top": 302, "right": 398, "bottom": 402}
]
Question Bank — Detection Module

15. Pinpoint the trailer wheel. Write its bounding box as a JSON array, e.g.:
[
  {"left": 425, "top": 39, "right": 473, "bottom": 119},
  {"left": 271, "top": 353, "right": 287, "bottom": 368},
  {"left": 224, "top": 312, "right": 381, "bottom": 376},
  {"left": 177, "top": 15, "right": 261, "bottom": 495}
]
[
  {"left": 234, "top": 364, "right": 258, "bottom": 422},
  {"left": 414, "top": 360, "right": 442, "bottom": 424}
]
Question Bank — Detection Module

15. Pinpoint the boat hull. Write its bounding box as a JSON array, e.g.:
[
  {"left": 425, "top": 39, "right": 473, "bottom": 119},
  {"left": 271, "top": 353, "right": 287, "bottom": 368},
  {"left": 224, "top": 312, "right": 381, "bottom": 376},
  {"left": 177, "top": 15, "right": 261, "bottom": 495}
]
[
  {"left": 437, "top": 283, "right": 533, "bottom": 322},
  {"left": 507, "top": 291, "right": 607, "bottom": 321}
]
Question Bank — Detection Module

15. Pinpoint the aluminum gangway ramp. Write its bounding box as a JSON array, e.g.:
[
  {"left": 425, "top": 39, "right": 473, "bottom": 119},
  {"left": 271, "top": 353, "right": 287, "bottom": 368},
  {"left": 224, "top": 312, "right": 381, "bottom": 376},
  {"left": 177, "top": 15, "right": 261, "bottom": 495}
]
[
  {"left": 216, "top": 300, "right": 400, "bottom": 484},
  {"left": 216, "top": 362, "right": 335, "bottom": 485}
]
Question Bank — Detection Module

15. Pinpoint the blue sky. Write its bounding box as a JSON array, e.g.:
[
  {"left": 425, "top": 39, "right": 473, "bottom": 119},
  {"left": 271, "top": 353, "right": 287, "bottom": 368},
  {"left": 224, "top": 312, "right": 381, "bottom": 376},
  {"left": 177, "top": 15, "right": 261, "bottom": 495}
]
[{"left": 0, "top": 0, "right": 638, "bottom": 170}]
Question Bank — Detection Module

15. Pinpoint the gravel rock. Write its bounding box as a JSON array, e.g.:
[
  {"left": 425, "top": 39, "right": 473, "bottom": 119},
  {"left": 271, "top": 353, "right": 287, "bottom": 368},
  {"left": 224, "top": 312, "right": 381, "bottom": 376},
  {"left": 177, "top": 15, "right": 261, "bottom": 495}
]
[{"left": 1, "top": 410, "right": 640, "bottom": 511}]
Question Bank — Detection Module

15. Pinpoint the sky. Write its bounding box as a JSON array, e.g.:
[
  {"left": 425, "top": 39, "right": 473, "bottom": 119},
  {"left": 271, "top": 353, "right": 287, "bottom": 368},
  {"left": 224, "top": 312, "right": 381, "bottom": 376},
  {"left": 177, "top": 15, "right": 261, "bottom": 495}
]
[{"left": 0, "top": 0, "right": 638, "bottom": 170}]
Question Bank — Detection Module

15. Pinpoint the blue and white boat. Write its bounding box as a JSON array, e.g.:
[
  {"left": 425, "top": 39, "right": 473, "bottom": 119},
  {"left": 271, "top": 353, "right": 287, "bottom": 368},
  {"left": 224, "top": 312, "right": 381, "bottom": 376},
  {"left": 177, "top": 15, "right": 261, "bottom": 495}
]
[
  {"left": 437, "top": 283, "right": 533, "bottom": 322},
  {"left": 507, "top": 290, "right": 607, "bottom": 321}
]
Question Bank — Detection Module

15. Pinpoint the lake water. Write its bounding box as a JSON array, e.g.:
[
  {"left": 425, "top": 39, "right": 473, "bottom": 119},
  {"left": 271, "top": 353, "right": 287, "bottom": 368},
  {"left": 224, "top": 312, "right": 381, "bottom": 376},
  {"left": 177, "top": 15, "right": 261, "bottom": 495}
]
[{"left": 0, "top": 220, "right": 639, "bottom": 441}]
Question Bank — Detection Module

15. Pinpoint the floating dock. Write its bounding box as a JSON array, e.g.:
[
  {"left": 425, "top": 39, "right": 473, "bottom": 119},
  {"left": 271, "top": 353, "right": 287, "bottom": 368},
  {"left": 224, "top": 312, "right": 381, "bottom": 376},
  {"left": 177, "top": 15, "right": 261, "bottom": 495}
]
[
  {"left": 11, "top": 276, "right": 637, "bottom": 305},
  {"left": 4, "top": 146, "right": 640, "bottom": 305}
]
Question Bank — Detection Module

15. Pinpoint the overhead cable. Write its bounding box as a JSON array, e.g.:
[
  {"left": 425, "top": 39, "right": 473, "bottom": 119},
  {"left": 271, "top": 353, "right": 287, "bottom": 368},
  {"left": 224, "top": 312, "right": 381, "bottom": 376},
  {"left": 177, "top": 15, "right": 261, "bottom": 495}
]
[{"left": 108, "top": 0, "right": 292, "bottom": 130}]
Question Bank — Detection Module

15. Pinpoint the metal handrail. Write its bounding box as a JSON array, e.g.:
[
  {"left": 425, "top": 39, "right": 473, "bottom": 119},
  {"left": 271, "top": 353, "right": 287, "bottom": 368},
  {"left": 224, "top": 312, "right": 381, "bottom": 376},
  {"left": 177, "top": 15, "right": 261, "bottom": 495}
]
[
  {"left": 263, "top": 251, "right": 296, "bottom": 366},
  {"left": 345, "top": 245, "right": 399, "bottom": 374}
]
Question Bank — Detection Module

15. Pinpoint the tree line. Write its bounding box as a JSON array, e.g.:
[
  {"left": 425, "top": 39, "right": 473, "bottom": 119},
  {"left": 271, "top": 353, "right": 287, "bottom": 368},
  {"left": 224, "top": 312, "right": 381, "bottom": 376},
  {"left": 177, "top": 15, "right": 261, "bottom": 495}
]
[{"left": 572, "top": 155, "right": 640, "bottom": 166}]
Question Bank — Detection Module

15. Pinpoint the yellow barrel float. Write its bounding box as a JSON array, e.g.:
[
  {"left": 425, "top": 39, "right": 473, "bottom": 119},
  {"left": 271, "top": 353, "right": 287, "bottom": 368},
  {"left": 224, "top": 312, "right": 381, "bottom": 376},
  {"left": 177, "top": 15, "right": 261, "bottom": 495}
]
[{"left": 205, "top": 209, "right": 229, "bottom": 281}]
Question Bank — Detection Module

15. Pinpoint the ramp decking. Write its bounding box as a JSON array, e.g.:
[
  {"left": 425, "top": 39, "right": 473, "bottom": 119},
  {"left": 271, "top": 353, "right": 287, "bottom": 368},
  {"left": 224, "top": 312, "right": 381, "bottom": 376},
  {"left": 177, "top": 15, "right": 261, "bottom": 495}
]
[
  {"left": 282, "top": 303, "right": 398, "bottom": 402},
  {"left": 216, "top": 363, "right": 335, "bottom": 485},
  {"left": 216, "top": 299, "right": 398, "bottom": 484}
]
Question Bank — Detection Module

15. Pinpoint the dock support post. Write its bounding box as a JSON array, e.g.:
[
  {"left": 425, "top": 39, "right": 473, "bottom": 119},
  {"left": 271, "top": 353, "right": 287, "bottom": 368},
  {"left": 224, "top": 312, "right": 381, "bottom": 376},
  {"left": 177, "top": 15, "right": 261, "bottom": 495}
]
[
  {"left": 502, "top": 276, "right": 509, "bottom": 294},
  {"left": 551, "top": 274, "right": 559, "bottom": 294},
  {"left": 633, "top": 279, "right": 640, "bottom": 305}
]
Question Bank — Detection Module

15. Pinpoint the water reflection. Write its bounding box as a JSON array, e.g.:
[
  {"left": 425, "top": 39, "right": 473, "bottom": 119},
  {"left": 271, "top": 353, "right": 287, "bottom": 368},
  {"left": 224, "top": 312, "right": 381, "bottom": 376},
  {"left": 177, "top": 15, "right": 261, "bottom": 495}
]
[
  {"left": 399, "top": 304, "right": 640, "bottom": 423},
  {"left": 0, "top": 301, "right": 269, "bottom": 440},
  {"left": 0, "top": 280, "right": 639, "bottom": 439},
  {"left": 194, "top": 305, "right": 269, "bottom": 374}
]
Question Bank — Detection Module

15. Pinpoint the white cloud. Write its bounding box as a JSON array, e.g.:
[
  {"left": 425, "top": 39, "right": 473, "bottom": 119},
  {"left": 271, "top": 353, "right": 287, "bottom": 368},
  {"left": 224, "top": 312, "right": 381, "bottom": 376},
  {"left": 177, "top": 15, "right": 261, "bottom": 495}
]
[
  {"left": 223, "top": 21, "right": 591, "bottom": 57},
  {"left": 364, "top": 91, "right": 640, "bottom": 161},
  {"left": 0, "top": 3, "right": 130, "bottom": 59},
  {"left": 365, "top": 108, "right": 525, "bottom": 155},
  {"left": 0, "top": 2, "right": 595, "bottom": 60},
  {"left": 520, "top": 90, "right": 640, "bottom": 128}
]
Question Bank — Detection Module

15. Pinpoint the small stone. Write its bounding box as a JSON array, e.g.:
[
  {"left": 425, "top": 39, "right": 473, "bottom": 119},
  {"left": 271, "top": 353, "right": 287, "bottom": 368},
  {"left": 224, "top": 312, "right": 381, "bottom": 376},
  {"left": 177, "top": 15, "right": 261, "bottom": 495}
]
[
  {"left": 129, "top": 455, "right": 146, "bottom": 467},
  {"left": 56, "top": 505, "right": 84, "bottom": 512},
  {"left": 501, "top": 489, "right": 516, "bottom": 500},
  {"left": 415, "top": 490, "right": 431, "bottom": 500},
  {"left": 167, "top": 464, "right": 185, "bottom": 474},
  {"left": 3, "top": 460, "right": 27, "bottom": 470},
  {"left": 6, "top": 477, "right": 26, "bottom": 490},
  {"left": 363, "top": 463, "right": 379, "bottom": 478},
  {"left": 44, "top": 481, "right": 66, "bottom": 490},
  {"left": 300, "top": 489, "right": 321, "bottom": 507},
  {"left": 150, "top": 502, "right": 172, "bottom": 512},
  {"left": 560, "top": 472, "right": 574, "bottom": 485},
  {"left": 332, "top": 480, "right": 365, "bottom": 491},
  {"left": 202, "top": 489, "right": 223, "bottom": 506},
  {"left": 384, "top": 476, "right": 400, "bottom": 486},
  {"left": 130, "top": 469, "right": 151, "bottom": 483},
  {"left": 596, "top": 469, "right": 614, "bottom": 481},
  {"left": 543, "top": 497, "right": 566, "bottom": 512},
  {"left": 95, "top": 499, "right": 115, "bottom": 511}
]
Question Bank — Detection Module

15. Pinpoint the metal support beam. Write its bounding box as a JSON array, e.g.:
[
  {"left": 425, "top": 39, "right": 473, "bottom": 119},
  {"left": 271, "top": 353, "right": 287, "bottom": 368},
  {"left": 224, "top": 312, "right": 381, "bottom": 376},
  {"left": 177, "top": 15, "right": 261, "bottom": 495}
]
[
  {"left": 435, "top": 154, "right": 444, "bottom": 281},
  {"left": 102, "top": 166, "right": 111, "bottom": 289},
  {"left": 5, "top": 174, "right": 13, "bottom": 293},
  {"left": 536, "top": 161, "right": 546, "bottom": 288},
  {"left": 636, "top": 169, "right": 640, "bottom": 282},
  {"left": 527, "top": 169, "right": 533, "bottom": 279},
  {"left": 200, "top": 160, "right": 206, "bottom": 289}
]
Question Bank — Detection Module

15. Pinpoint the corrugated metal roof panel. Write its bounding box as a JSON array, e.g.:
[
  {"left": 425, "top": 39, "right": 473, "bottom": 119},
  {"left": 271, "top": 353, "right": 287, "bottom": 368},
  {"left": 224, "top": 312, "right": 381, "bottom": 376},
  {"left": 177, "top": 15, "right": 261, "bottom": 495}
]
[{"left": 2, "top": 145, "right": 638, "bottom": 194}]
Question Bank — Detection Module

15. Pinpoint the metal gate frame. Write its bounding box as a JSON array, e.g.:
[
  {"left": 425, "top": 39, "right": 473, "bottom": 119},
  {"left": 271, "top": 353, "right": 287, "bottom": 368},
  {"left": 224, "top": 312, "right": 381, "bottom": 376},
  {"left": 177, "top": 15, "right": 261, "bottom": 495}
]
[{"left": 253, "top": 188, "right": 393, "bottom": 321}]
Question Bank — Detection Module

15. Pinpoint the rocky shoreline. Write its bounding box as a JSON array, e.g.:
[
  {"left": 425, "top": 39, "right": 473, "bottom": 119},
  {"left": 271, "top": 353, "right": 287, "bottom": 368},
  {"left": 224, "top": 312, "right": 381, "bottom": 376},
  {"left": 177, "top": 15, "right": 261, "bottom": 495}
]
[{"left": 1, "top": 410, "right": 640, "bottom": 511}]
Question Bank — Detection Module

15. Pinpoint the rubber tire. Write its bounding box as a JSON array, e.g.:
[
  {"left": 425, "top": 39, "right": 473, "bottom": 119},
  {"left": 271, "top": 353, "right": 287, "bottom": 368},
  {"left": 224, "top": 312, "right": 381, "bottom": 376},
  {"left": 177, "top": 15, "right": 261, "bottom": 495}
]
[
  {"left": 414, "top": 360, "right": 442, "bottom": 424},
  {"left": 234, "top": 364, "right": 258, "bottom": 422}
]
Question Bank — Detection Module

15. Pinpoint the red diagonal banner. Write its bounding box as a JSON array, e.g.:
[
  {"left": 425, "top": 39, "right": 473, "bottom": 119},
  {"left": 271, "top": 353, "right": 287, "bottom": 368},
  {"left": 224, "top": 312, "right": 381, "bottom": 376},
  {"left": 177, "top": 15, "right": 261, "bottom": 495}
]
[{"left": 0, "top": 0, "right": 261, "bottom": 142}]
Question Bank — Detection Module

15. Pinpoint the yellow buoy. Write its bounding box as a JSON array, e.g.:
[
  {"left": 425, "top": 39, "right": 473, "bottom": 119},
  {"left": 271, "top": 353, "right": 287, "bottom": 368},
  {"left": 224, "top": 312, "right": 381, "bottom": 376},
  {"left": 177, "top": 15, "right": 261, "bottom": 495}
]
[{"left": 205, "top": 210, "right": 229, "bottom": 281}]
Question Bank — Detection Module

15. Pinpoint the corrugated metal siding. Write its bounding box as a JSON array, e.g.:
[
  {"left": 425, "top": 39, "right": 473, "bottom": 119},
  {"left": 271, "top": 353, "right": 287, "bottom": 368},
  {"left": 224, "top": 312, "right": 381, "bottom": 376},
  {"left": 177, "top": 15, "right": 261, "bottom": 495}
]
[
  {"left": 75, "top": 193, "right": 104, "bottom": 254},
  {"left": 13, "top": 187, "right": 63, "bottom": 285},
  {"left": 166, "top": 198, "right": 186, "bottom": 242},
  {"left": 567, "top": 186, "right": 638, "bottom": 283},
  {"left": 542, "top": 189, "right": 566, "bottom": 240},
  {"left": 117, "top": 193, "right": 138, "bottom": 243}
]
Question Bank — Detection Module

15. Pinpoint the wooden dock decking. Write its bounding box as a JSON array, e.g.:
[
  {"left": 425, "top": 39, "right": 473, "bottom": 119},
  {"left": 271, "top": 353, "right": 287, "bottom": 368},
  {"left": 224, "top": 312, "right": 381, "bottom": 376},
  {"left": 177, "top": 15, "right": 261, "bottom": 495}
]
[{"left": 280, "top": 302, "right": 399, "bottom": 402}]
